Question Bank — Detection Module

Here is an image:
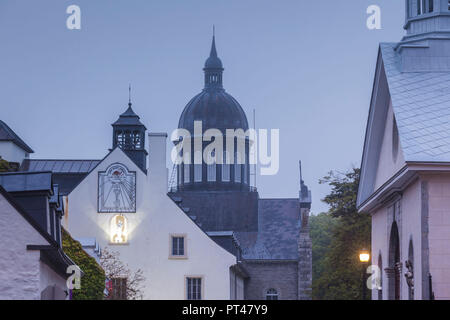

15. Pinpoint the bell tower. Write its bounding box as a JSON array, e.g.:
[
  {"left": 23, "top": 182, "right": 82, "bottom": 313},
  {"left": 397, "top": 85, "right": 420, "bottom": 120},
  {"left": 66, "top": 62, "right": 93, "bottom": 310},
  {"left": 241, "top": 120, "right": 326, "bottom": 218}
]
[
  {"left": 112, "top": 89, "right": 148, "bottom": 172},
  {"left": 397, "top": 0, "right": 450, "bottom": 71}
]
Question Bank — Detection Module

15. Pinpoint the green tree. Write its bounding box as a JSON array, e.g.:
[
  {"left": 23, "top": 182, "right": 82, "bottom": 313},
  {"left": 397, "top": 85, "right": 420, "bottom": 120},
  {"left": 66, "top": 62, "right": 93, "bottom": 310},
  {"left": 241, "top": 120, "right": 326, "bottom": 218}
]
[
  {"left": 310, "top": 212, "right": 337, "bottom": 299},
  {"left": 313, "top": 167, "right": 371, "bottom": 300},
  {"left": 0, "top": 158, "right": 10, "bottom": 172},
  {"left": 62, "top": 228, "right": 106, "bottom": 300}
]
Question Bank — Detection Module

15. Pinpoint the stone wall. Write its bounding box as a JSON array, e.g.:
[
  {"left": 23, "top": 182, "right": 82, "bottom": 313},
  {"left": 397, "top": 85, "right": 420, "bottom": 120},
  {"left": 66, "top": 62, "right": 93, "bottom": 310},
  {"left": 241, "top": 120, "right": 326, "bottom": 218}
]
[{"left": 242, "top": 261, "right": 298, "bottom": 300}]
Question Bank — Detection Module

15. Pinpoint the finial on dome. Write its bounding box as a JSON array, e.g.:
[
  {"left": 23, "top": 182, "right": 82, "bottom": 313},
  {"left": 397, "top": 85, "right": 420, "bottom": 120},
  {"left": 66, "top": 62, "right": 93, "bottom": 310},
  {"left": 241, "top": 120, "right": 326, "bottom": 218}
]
[
  {"left": 128, "top": 84, "right": 132, "bottom": 107},
  {"left": 210, "top": 27, "right": 218, "bottom": 59}
]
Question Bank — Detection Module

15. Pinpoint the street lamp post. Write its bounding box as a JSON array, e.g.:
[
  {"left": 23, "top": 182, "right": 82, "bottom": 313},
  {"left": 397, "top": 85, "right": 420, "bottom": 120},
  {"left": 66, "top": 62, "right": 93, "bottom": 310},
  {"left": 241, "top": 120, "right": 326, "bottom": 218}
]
[{"left": 359, "top": 249, "right": 370, "bottom": 300}]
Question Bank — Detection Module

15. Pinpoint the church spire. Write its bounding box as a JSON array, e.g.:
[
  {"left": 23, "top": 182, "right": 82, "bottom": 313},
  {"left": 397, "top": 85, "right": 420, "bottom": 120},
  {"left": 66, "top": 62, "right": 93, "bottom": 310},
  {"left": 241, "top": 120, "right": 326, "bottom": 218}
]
[
  {"left": 204, "top": 28, "right": 224, "bottom": 89},
  {"left": 210, "top": 26, "right": 218, "bottom": 58}
]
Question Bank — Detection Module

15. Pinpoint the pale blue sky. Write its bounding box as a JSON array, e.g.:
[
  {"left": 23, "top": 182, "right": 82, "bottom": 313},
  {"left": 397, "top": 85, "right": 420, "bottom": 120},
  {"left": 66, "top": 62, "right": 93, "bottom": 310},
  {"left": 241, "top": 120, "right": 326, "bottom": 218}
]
[{"left": 0, "top": 0, "right": 405, "bottom": 213}]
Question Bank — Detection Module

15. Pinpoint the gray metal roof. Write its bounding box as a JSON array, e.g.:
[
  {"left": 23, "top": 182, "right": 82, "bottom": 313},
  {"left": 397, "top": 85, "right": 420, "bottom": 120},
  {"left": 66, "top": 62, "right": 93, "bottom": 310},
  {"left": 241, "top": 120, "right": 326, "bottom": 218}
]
[
  {"left": 112, "top": 104, "right": 146, "bottom": 127},
  {"left": 236, "top": 198, "right": 301, "bottom": 260},
  {"left": 0, "top": 171, "right": 53, "bottom": 193},
  {"left": 381, "top": 43, "right": 450, "bottom": 162},
  {"left": 21, "top": 159, "right": 101, "bottom": 173},
  {"left": 0, "top": 120, "right": 34, "bottom": 153},
  {"left": 179, "top": 35, "right": 249, "bottom": 134}
]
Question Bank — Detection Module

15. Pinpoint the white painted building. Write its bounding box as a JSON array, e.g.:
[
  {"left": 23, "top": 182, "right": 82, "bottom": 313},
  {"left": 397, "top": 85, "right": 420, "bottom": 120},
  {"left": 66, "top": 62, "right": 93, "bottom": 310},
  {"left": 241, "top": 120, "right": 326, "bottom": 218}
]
[
  {"left": 0, "top": 182, "right": 72, "bottom": 300},
  {"left": 60, "top": 105, "right": 240, "bottom": 300},
  {"left": 358, "top": 0, "right": 450, "bottom": 300},
  {"left": 0, "top": 120, "right": 33, "bottom": 167}
]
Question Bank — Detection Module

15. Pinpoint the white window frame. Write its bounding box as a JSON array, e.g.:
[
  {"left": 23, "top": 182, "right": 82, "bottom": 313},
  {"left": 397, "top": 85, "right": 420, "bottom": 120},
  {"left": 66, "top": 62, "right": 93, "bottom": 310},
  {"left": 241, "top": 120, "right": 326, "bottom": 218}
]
[
  {"left": 185, "top": 276, "right": 203, "bottom": 300},
  {"left": 169, "top": 234, "right": 187, "bottom": 259},
  {"left": 265, "top": 288, "right": 279, "bottom": 300}
]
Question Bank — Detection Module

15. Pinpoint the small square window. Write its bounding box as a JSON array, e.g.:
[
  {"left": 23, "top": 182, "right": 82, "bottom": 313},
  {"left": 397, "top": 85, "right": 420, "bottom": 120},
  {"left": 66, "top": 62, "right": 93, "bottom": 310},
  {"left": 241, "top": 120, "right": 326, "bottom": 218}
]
[
  {"left": 109, "top": 278, "right": 127, "bottom": 300},
  {"left": 186, "top": 277, "right": 202, "bottom": 300},
  {"left": 170, "top": 235, "right": 186, "bottom": 258}
]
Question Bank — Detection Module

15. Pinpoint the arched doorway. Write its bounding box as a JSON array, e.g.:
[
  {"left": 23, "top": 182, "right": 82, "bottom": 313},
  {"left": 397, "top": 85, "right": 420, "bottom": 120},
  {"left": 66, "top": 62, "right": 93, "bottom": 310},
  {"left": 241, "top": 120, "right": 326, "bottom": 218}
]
[{"left": 388, "top": 222, "right": 400, "bottom": 300}]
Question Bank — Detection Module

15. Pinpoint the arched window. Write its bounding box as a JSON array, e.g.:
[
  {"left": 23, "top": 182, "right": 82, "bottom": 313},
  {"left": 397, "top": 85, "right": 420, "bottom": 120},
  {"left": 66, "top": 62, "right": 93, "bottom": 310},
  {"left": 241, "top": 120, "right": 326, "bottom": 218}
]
[
  {"left": 207, "top": 151, "right": 216, "bottom": 182},
  {"left": 378, "top": 254, "right": 383, "bottom": 300},
  {"left": 407, "top": 239, "right": 415, "bottom": 300},
  {"left": 132, "top": 131, "right": 142, "bottom": 149},
  {"left": 222, "top": 151, "right": 231, "bottom": 182},
  {"left": 121, "top": 130, "right": 132, "bottom": 148},
  {"left": 116, "top": 131, "right": 124, "bottom": 147},
  {"left": 389, "top": 221, "right": 401, "bottom": 300},
  {"left": 194, "top": 151, "right": 202, "bottom": 182},
  {"left": 417, "top": 0, "right": 433, "bottom": 15},
  {"left": 392, "top": 116, "right": 399, "bottom": 162},
  {"left": 234, "top": 151, "right": 241, "bottom": 183},
  {"left": 110, "top": 215, "right": 128, "bottom": 244},
  {"left": 184, "top": 164, "right": 190, "bottom": 183},
  {"left": 265, "top": 288, "right": 278, "bottom": 300}
]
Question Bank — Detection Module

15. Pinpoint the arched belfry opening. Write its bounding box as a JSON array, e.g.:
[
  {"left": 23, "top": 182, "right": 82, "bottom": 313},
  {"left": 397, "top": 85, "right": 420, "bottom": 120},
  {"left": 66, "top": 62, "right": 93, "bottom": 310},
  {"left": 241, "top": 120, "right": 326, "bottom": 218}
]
[{"left": 387, "top": 221, "right": 401, "bottom": 300}]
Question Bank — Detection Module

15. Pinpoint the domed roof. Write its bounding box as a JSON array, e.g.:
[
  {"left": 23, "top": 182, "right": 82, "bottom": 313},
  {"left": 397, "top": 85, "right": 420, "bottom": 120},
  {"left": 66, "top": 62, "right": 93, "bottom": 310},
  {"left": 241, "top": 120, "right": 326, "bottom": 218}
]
[
  {"left": 179, "top": 90, "right": 249, "bottom": 133},
  {"left": 178, "top": 34, "right": 248, "bottom": 133}
]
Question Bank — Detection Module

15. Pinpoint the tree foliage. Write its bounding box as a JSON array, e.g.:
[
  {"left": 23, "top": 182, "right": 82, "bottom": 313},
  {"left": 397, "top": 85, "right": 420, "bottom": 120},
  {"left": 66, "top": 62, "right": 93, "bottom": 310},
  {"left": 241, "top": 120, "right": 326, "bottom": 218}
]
[
  {"left": 101, "top": 247, "right": 145, "bottom": 300},
  {"left": 62, "top": 228, "right": 106, "bottom": 300},
  {"left": 311, "top": 167, "right": 371, "bottom": 300},
  {"left": 310, "top": 212, "right": 337, "bottom": 296},
  {"left": 0, "top": 159, "right": 11, "bottom": 172}
]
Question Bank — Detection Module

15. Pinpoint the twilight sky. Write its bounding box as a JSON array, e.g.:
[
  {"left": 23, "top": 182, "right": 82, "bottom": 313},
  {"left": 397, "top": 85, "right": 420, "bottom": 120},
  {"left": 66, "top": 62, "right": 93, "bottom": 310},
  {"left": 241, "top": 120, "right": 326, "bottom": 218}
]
[{"left": 0, "top": 0, "right": 405, "bottom": 213}]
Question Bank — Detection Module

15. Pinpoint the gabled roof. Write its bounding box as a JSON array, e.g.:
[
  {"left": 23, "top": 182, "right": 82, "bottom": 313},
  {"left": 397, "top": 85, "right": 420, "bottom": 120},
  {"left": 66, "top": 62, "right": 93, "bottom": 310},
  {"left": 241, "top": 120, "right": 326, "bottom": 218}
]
[
  {"left": 358, "top": 43, "right": 450, "bottom": 209},
  {"left": 0, "top": 120, "right": 34, "bottom": 153},
  {"left": 0, "top": 181, "right": 80, "bottom": 278},
  {"left": 381, "top": 43, "right": 450, "bottom": 162}
]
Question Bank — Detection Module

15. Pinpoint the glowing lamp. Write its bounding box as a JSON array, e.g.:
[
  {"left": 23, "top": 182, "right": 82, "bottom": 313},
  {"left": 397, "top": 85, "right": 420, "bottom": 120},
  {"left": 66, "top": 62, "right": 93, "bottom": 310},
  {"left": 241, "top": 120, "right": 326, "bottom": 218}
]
[{"left": 359, "top": 249, "right": 370, "bottom": 263}]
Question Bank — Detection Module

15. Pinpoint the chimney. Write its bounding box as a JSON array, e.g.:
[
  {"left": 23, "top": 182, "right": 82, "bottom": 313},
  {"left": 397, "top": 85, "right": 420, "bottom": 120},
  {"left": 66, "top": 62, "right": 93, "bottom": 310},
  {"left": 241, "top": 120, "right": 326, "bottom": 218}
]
[{"left": 148, "top": 133, "right": 168, "bottom": 192}]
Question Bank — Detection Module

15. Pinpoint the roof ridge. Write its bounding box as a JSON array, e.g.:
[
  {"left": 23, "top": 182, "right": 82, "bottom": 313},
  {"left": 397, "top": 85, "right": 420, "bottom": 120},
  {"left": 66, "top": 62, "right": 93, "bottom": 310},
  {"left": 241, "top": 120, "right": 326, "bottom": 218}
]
[{"left": 0, "top": 120, "right": 34, "bottom": 153}]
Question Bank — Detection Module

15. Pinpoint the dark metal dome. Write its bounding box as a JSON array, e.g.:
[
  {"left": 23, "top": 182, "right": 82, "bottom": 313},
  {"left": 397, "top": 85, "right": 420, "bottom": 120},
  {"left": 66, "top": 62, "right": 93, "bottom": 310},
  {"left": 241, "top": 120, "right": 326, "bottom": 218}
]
[
  {"left": 178, "top": 34, "right": 248, "bottom": 133},
  {"left": 179, "top": 90, "right": 248, "bottom": 133}
]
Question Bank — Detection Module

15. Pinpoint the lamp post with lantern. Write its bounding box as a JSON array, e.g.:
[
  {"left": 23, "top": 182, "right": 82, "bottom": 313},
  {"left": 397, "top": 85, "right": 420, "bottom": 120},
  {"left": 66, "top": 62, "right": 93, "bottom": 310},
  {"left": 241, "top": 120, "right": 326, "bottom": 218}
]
[{"left": 359, "top": 249, "right": 370, "bottom": 300}]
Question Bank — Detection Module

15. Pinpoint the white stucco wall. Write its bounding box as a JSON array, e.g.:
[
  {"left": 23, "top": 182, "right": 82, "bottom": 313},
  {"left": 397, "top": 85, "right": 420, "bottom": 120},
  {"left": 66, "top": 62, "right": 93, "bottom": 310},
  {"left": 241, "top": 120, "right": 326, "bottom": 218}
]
[
  {"left": 374, "top": 102, "right": 405, "bottom": 191},
  {"left": 371, "top": 179, "right": 423, "bottom": 300},
  {"left": 0, "top": 141, "right": 29, "bottom": 164},
  {"left": 371, "top": 204, "right": 388, "bottom": 300},
  {"left": 423, "top": 173, "right": 450, "bottom": 300},
  {"left": 400, "top": 179, "right": 422, "bottom": 300},
  {"left": 65, "top": 140, "right": 236, "bottom": 300},
  {"left": 0, "top": 192, "right": 66, "bottom": 300}
]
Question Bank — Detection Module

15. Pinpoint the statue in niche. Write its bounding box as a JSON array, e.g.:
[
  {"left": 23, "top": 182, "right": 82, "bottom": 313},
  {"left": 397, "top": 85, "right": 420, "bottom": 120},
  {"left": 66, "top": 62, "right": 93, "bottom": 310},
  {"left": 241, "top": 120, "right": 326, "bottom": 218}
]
[
  {"left": 111, "top": 215, "right": 127, "bottom": 244},
  {"left": 404, "top": 260, "right": 414, "bottom": 295}
]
